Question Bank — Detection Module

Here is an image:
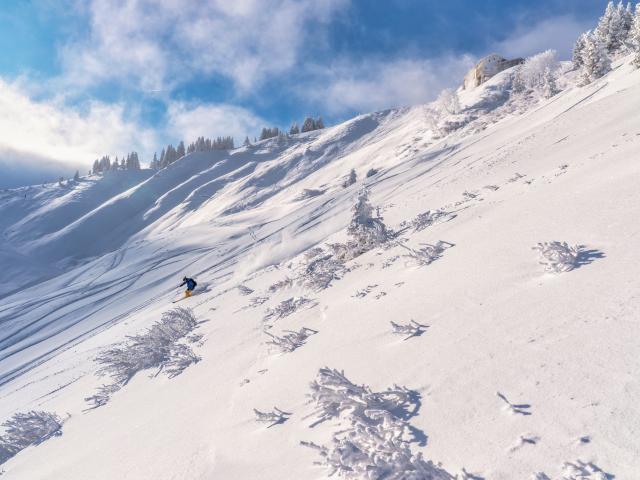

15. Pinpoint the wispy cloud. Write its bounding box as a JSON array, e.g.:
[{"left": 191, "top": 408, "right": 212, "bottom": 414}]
[
  {"left": 492, "top": 15, "right": 593, "bottom": 60},
  {"left": 59, "top": 0, "right": 350, "bottom": 94},
  {"left": 303, "top": 55, "right": 474, "bottom": 115}
]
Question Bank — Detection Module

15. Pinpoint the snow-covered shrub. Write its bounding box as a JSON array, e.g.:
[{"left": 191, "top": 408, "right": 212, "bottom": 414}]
[
  {"left": 254, "top": 407, "right": 291, "bottom": 427},
  {"left": 263, "top": 297, "right": 315, "bottom": 323},
  {"left": 306, "top": 368, "right": 417, "bottom": 427},
  {"left": 411, "top": 209, "right": 456, "bottom": 232},
  {"left": 85, "top": 307, "right": 202, "bottom": 408},
  {"left": 533, "top": 241, "right": 583, "bottom": 273},
  {"left": 0, "top": 411, "right": 63, "bottom": 465},
  {"left": 519, "top": 50, "right": 559, "bottom": 92},
  {"left": 402, "top": 241, "right": 454, "bottom": 266},
  {"left": 295, "top": 248, "right": 349, "bottom": 291},
  {"left": 268, "top": 277, "right": 293, "bottom": 293},
  {"left": 265, "top": 327, "right": 318, "bottom": 353},
  {"left": 560, "top": 460, "right": 612, "bottom": 480},
  {"left": 437, "top": 88, "right": 461, "bottom": 115},
  {"left": 302, "top": 368, "right": 452, "bottom": 479},
  {"left": 237, "top": 285, "right": 254, "bottom": 296},
  {"left": 345, "top": 187, "right": 391, "bottom": 256},
  {"left": 342, "top": 169, "right": 357, "bottom": 188},
  {"left": 390, "top": 320, "right": 428, "bottom": 340},
  {"left": 366, "top": 168, "right": 379, "bottom": 178},
  {"left": 295, "top": 188, "right": 325, "bottom": 201}
]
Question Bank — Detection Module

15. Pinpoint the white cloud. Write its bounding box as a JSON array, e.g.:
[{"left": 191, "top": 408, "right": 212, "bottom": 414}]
[
  {"left": 493, "top": 15, "right": 593, "bottom": 60},
  {"left": 305, "top": 55, "right": 475, "bottom": 115},
  {"left": 165, "top": 102, "right": 266, "bottom": 144},
  {"left": 60, "top": 0, "right": 349, "bottom": 93},
  {"left": 0, "top": 78, "right": 157, "bottom": 167}
]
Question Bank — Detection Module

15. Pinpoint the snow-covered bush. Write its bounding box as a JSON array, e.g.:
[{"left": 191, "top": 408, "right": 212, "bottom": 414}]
[
  {"left": 265, "top": 327, "right": 318, "bottom": 353},
  {"left": 401, "top": 241, "right": 454, "bottom": 266},
  {"left": 411, "top": 209, "right": 456, "bottom": 232},
  {"left": 366, "top": 168, "right": 379, "bottom": 178},
  {"left": 237, "top": 285, "right": 254, "bottom": 296},
  {"left": 85, "top": 307, "right": 202, "bottom": 408},
  {"left": 295, "top": 248, "right": 349, "bottom": 291},
  {"left": 390, "top": 320, "right": 428, "bottom": 340},
  {"left": 302, "top": 368, "right": 452, "bottom": 479},
  {"left": 263, "top": 297, "right": 315, "bottom": 323},
  {"left": 518, "top": 50, "right": 559, "bottom": 92},
  {"left": 254, "top": 407, "right": 291, "bottom": 427},
  {"left": 342, "top": 169, "right": 357, "bottom": 188},
  {"left": 345, "top": 187, "right": 391, "bottom": 257},
  {"left": 437, "top": 88, "right": 461, "bottom": 114},
  {"left": 560, "top": 460, "right": 612, "bottom": 480},
  {"left": 0, "top": 411, "right": 63, "bottom": 465},
  {"left": 533, "top": 241, "right": 583, "bottom": 273},
  {"left": 268, "top": 277, "right": 293, "bottom": 293}
]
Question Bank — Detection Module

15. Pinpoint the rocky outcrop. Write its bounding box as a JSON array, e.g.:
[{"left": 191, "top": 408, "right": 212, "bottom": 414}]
[{"left": 463, "top": 54, "right": 523, "bottom": 89}]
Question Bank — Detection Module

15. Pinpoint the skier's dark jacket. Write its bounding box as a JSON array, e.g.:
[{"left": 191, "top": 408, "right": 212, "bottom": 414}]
[{"left": 180, "top": 277, "right": 197, "bottom": 290}]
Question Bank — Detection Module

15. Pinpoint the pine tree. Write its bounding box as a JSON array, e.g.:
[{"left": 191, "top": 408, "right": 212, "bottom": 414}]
[
  {"left": 301, "top": 117, "right": 315, "bottom": 132},
  {"left": 243, "top": 136, "right": 251, "bottom": 146},
  {"left": 572, "top": 33, "right": 588, "bottom": 69},
  {"left": 314, "top": 117, "right": 325, "bottom": 129},
  {"left": 631, "top": 3, "right": 640, "bottom": 67},
  {"left": 74, "top": 170, "right": 80, "bottom": 181},
  {"left": 177, "top": 141, "right": 186, "bottom": 158},
  {"left": 289, "top": 123, "right": 299, "bottom": 135},
  {"left": 596, "top": 1, "right": 627, "bottom": 52},
  {"left": 541, "top": 67, "right": 558, "bottom": 98},
  {"left": 580, "top": 32, "right": 612, "bottom": 85}
]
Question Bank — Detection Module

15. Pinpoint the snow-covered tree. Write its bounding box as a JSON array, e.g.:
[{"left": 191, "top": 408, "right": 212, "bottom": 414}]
[
  {"left": 243, "top": 136, "right": 251, "bottom": 146},
  {"left": 631, "top": 3, "right": 640, "bottom": 67},
  {"left": 342, "top": 168, "right": 357, "bottom": 188},
  {"left": 73, "top": 170, "right": 80, "bottom": 181},
  {"left": 541, "top": 67, "right": 558, "bottom": 98},
  {"left": 580, "top": 32, "right": 612, "bottom": 85},
  {"left": 596, "top": 1, "right": 628, "bottom": 52},
  {"left": 520, "top": 50, "right": 558, "bottom": 91},
  {"left": 572, "top": 32, "right": 588, "bottom": 69},
  {"left": 346, "top": 187, "right": 389, "bottom": 253},
  {"left": 314, "top": 117, "right": 325, "bottom": 129},
  {"left": 289, "top": 123, "right": 299, "bottom": 135},
  {"left": 437, "top": 88, "right": 461, "bottom": 114}
]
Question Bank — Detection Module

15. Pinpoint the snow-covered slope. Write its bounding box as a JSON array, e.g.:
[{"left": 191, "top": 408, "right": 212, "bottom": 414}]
[{"left": 1, "top": 57, "right": 639, "bottom": 479}]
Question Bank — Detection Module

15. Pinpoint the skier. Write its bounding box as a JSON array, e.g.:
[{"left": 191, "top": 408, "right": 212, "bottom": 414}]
[{"left": 179, "top": 276, "right": 198, "bottom": 298}]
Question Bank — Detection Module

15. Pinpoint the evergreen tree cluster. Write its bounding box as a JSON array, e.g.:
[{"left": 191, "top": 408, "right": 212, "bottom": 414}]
[
  {"left": 259, "top": 127, "right": 280, "bottom": 140},
  {"left": 92, "top": 152, "right": 141, "bottom": 174},
  {"left": 572, "top": 1, "right": 640, "bottom": 83},
  {"left": 150, "top": 136, "right": 235, "bottom": 170},
  {"left": 300, "top": 116, "right": 324, "bottom": 133}
]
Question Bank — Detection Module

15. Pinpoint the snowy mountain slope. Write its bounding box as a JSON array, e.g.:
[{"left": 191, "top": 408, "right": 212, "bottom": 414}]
[{"left": 1, "top": 57, "right": 640, "bottom": 479}]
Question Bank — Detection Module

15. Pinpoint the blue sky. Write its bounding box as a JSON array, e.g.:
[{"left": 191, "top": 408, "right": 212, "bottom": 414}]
[{"left": 0, "top": 0, "right": 608, "bottom": 187}]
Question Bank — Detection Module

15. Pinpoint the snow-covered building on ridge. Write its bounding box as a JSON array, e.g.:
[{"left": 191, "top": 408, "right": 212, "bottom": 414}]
[{"left": 463, "top": 53, "right": 523, "bottom": 89}]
